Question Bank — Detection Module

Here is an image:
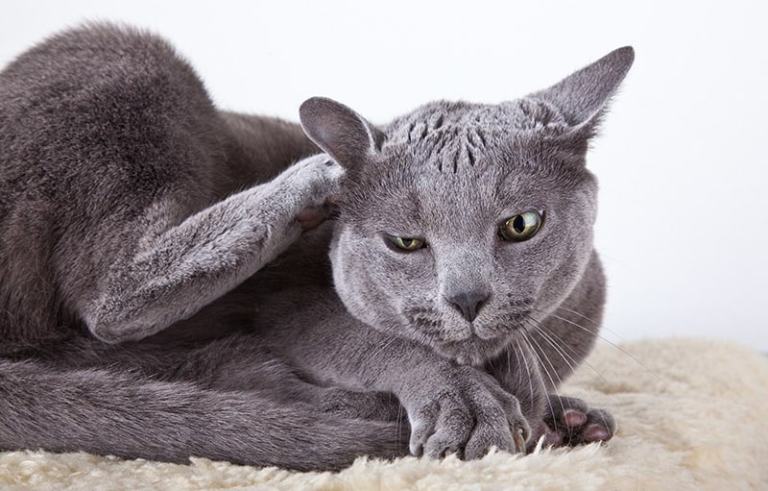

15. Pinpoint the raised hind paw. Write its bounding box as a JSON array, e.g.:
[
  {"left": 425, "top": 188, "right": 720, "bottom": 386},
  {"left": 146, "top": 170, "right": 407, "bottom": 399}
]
[{"left": 529, "top": 394, "right": 615, "bottom": 450}]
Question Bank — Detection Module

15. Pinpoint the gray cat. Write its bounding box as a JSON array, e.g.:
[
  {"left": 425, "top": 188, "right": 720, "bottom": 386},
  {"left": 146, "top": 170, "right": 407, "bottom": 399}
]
[{"left": 0, "top": 23, "right": 633, "bottom": 471}]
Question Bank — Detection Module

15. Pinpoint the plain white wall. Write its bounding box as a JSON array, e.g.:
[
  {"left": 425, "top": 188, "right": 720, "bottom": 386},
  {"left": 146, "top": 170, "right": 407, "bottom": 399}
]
[{"left": 2, "top": 1, "right": 767, "bottom": 349}]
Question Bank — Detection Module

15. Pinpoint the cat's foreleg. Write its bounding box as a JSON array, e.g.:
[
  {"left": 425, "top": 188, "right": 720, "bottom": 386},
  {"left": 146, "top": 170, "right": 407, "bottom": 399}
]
[
  {"left": 271, "top": 313, "right": 531, "bottom": 459},
  {"left": 82, "top": 154, "right": 342, "bottom": 344},
  {"left": 172, "top": 333, "right": 405, "bottom": 421}
]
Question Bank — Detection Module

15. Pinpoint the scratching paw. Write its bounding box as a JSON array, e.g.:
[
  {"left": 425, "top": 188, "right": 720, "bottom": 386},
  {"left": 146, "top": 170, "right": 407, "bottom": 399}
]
[
  {"left": 272, "top": 154, "right": 344, "bottom": 231},
  {"left": 280, "top": 154, "right": 345, "bottom": 208}
]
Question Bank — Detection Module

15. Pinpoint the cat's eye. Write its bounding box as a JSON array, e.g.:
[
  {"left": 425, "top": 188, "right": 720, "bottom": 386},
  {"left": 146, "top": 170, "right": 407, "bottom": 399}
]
[
  {"left": 386, "top": 235, "right": 426, "bottom": 252},
  {"left": 499, "top": 211, "right": 543, "bottom": 242}
]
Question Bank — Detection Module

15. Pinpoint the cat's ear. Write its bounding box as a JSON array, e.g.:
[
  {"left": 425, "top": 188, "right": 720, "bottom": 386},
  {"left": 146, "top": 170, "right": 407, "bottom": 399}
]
[
  {"left": 530, "top": 46, "right": 634, "bottom": 135},
  {"left": 299, "top": 97, "right": 385, "bottom": 168}
]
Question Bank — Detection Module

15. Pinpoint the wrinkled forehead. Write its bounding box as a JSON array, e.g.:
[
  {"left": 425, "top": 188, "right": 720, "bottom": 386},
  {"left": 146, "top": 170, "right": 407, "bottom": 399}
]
[
  {"left": 383, "top": 98, "right": 569, "bottom": 158},
  {"left": 348, "top": 143, "right": 565, "bottom": 235},
  {"left": 342, "top": 100, "right": 581, "bottom": 232}
]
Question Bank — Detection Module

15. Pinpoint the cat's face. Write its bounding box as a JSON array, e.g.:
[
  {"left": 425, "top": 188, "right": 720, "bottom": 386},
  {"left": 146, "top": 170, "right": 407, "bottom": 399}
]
[{"left": 301, "top": 47, "right": 633, "bottom": 366}]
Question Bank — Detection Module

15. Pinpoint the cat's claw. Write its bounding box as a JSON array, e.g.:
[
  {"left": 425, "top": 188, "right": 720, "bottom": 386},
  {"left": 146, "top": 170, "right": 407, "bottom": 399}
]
[
  {"left": 529, "top": 395, "right": 615, "bottom": 451},
  {"left": 513, "top": 427, "right": 527, "bottom": 456}
]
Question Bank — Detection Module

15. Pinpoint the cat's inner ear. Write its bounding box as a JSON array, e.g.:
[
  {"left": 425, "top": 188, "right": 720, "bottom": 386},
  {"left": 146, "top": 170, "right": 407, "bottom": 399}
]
[
  {"left": 299, "top": 97, "right": 385, "bottom": 168},
  {"left": 529, "top": 46, "right": 634, "bottom": 131}
]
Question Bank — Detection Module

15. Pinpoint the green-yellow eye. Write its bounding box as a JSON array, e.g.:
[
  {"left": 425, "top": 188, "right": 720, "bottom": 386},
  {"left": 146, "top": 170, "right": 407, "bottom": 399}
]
[
  {"left": 499, "top": 211, "right": 543, "bottom": 242},
  {"left": 387, "top": 235, "right": 426, "bottom": 252}
]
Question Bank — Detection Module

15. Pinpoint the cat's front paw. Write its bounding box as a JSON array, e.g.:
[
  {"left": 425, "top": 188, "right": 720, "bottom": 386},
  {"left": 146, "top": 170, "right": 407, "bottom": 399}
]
[
  {"left": 407, "top": 366, "right": 529, "bottom": 460},
  {"left": 529, "top": 394, "right": 615, "bottom": 450}
]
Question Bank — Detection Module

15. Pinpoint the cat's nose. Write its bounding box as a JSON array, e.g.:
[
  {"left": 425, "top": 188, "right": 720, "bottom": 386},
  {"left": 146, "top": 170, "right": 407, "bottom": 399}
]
[{"left": 446, "top": 290, "right": 490, "bottom": 322}]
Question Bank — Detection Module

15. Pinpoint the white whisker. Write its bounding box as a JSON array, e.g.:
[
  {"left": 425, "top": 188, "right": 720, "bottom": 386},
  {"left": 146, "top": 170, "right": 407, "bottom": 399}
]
[
  {"left": 514, "top": 339, "right": 538, "bottom": 424},
  {"left": 550, "top": 313, "right": 659, "bottom": 377},
  {"left": 521, "top": 329, "right": 565, "bottom": 432},
  {"left": 537, "top": 326, "right": 610, "bottom": 384}
]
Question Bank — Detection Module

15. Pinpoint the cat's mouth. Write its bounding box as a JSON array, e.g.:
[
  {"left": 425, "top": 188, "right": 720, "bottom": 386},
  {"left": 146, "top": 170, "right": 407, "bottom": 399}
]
[
  {"left": 402, "top": 304, "right": 533, "bottom": 365},
  {"left": 436, "top": 311, "right": 537, "bottom": 365},
  {"left": 433, "top": 331, "right": 518, "bottom": 367}
]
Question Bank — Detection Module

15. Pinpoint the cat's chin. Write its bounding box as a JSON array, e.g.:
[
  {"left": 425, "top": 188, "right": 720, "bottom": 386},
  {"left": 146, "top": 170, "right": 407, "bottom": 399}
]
[{"left": 433, "top": 335, "right": 513, "bottom": 367}]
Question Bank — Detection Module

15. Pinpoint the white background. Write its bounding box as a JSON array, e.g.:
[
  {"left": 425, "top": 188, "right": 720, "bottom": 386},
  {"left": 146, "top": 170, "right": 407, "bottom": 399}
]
[{"left": 2, "top": 1, "right": 767, "bottom": 349}]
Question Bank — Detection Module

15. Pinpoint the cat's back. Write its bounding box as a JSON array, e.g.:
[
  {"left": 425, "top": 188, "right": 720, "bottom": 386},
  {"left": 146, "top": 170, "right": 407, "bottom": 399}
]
[
  {"left": 0, "top": 22, "right": 222, "bottom": 207},
  {"left": 0, "top": 22, "right": 315, "bottom": 218}
]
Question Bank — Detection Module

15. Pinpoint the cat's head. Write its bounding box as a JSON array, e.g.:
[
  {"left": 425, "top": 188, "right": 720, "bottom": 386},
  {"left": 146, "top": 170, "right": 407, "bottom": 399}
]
[{"left": 300, "top": 47, "right": 633, "bottom": 366}]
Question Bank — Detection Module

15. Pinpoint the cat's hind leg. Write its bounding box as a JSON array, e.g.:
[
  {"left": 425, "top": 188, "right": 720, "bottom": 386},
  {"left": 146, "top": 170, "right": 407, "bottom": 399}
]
[
  {"left": 531, "top": 394, "right": 615, "bottom": 449},
  {"left": 81, "top": 154, "right": 343, "bottom": 345}
]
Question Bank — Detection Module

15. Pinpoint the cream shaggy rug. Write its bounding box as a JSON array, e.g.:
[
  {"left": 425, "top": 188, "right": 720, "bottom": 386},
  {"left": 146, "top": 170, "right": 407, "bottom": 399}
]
[{"left": 1, "top": 338, "right": 766, "bottom": 491}]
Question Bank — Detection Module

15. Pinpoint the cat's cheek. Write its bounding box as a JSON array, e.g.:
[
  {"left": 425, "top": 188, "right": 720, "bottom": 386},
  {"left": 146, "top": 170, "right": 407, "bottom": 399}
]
[
  {"left": 332, "top": 228, "right": 439, "bottom": 339},
  {"left": 536, "top": 248, "right": 592, "bottom": 311}
]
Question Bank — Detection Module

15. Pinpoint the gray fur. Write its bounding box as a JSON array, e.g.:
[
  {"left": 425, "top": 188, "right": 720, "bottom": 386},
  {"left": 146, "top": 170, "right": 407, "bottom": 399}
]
[{"left": 0, "top": 23, "right": 633, "bottom": 469}]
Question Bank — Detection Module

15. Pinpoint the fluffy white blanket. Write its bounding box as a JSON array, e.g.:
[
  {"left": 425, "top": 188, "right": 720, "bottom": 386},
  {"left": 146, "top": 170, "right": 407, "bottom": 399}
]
[{"left": 1, "top": 338, "right": 766, "bottom": 490}]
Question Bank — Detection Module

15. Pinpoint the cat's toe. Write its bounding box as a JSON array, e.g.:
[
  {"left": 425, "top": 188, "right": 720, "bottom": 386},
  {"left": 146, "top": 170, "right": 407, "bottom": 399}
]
[
  {"left": 538, "top": 395, "right": 615, "bottom": 448},
  {"left": 561, "top": 408, "right": 588, "bottom": 427},
  {"left": 575, "top": 408, "right": 615, "bottom": 444},
  {"left": 543, "top": 394, "right": 587, "bottom": 431},
  {"left": 296, "top": 204, "right": 332, "bottom": 230}
]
